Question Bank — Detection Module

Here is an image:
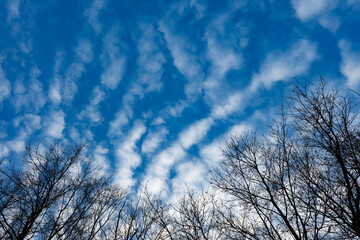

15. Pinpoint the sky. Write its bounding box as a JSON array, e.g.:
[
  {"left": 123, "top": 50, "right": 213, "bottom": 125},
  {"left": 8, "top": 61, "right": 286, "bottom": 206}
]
[{"left": 0, "top": 0, "right": 360, "bottom": 198}]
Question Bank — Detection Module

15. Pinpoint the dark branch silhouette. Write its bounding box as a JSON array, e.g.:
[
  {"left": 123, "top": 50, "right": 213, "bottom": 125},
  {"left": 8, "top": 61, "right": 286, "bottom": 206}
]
[{"left": 1, "top": 78, "right": 359, "bottom": 239}]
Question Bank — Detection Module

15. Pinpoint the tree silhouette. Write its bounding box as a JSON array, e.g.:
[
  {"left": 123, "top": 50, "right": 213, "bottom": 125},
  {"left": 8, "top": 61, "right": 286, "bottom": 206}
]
[
  {"left": 1, "top": 78, "right": 359, "bottom": 239},
  {"left": 210, "top": 79, "right": 360, "bottom": 239}
]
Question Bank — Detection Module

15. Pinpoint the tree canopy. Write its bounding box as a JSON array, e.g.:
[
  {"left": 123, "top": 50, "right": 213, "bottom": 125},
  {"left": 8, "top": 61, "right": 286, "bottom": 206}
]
[{"left": 1, "top": 79, "right": 359, "bottom": 239}]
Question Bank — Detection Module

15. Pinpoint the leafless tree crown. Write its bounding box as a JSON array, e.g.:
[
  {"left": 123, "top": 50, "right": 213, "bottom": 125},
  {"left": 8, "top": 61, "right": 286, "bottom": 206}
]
[
  {"left": 1, "top": 79, "right": 359, "bottom": 239},
  {"left": 211, "top": 79, "right": 360, "bottom": 239}
]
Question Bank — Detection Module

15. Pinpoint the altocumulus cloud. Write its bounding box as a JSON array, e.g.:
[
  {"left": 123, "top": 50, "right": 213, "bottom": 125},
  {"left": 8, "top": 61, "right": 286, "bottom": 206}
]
[
  {"left": 44, "top": 111, "right": 65, "bottom": 139},
  {"left": 0, "top": 0, "right": 359, "bottom": 198},
  {"left": 0, "top": 58, "right": 11, "bottom": 105},
  {"left": 338, "top": 39, "right": 360, "bottom": 88}
]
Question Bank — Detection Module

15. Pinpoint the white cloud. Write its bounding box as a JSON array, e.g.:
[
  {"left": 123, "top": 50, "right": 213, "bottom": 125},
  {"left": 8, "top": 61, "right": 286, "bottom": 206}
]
[
  {"left": 49, "top": 51, "right": 65, "bottom": 104},
  {"left": 0, "top": 144, "right": 10, "bottom": 159},
  {"left": 338, "top": 39, "right": 360, "bottom": 88},
  {"left": 0, "top": 128, "right": 7, "bottom": 139},
  {"left": 153, "top": 1, "right": 214, "bottom": 119},
  {"left": 291, "top": 0, "right": 327, "bottom": 20},
  {"left": 168, "top": 123, "right": 252, "bottom": 195},
  {"left": 202, "top": 3, "right": 247, "bottom": 105},
  {"left": 174, "top": 0, "right": 207, "bottom": 20},
  {"left": 29, "top": 67, "right": 46, "bottom": 109},
  {"left": 49, "top": 76, "right": 62, "bottom": 104},
  {"left": 205, "top": 10, "right": 245, "bottom": 70},
  {"left": 136, "top": 24, "right": 166, "bottom": 92},
  {"left": 77, "top": 86, "right": 105, "bottom": 123},
  {"left": 159, "top": 19, "right": 204, "bottom": 99},
  {"left": 291, "top": 0, "right": 340, "bottom": 32},
  {"left": 0, "top": 59, "right": 11, "bottom": 105},
  {"left": 251, "top": 39, "right": 318, "bottom": 91},
  {"left": 93, "top": 145, "right": 110, "bottom": 177},
  {"left": 101, "top": 58, "right": 126, "bottom": 89},
  {"left": 4, "top": 113, "right": 44, "bottom": 155},
  {"left": 108, "top": 24, "right": 166, "bottom": 135},
  {"left": 6, "top": 130, "right": 28, "bottom": 153},
  {"left": 5, "top": 114, "right": 40, "bottom": 154},
  {"left": 204, "top": 35, "right": 243, "bottom": 103},
  {"left": 179, "top": 118, "right": 214, "bottom": 149},
  {"left": 152, "top": 117, "right": 165, "bottom": 125},
  {"left": 44, "top": 110, "right": 65, "bottom": 139},
  {"left": 210, "top": 92, "right": 244, "bottom": 119},
  {"left": 12, "top": 66, "right": 46, "bottom": 112},
  {"left": 141, "top": 127, "right": 168, "bottom": 154},
  {"left": 7, "top": 138, "right": 25, "bottom": 153},
  {"left": 19, "top": 40, "right": 32, "bottom": 54},
  {"left": 13, "top": 114, "right": 41, "bottom": 133},
  {"left": 63, "top": 62, "right": 85, "bottom": 103},
  {"left": 100, "top": 26, "right": 127, "bottom": 90},
  {"left": 143, "top": 88, "right": 254, "bottom": 196},
  {"left": 318, "top": 15, "right": 340, "bottom": 33},
  {"left": 113, "top": 122, "right": 147, "bottom": 188},
  {"left": 166, "top": 101, "right": 188, "bottom": 118},
  {"left": 68, "top": 127, "right": 94, "bottom": 143},
  {"left": 144, "top": 118, "right": 227, "bottom": 196},
  {"left": 200, "top": 123, "right": 252, "bottom": 166},
  {"left": 171, "top": 160, "right": 208, "bottom": 195},
  {"left": 168, "top": 0, "right": 207, "bottom": 20},
  {"left": 84, "top": 0, "right": 107, "bottom": 34},
  {"left": 51, "top": 39, "right": 93, "bottom": 105},
  {"left": 144, "top": 116, "right": 242, "bottom": 195},
  {"left": 0, "top": 80, "right": 11, "bottom": 105},
  {"left": 91, "top": 86, "right": 106, "bottom": 105},
  {"left": 227, "top": 123, "right": 252, "bottom": 135},
  {"left": 200, "top": 140, "right": 222, "bottom": 166},
  {"left": 155, "top": 144, "right": 186, "bottom": 177},
  {"left": 206, "top": 37, "right": 243, "bottom": 76},
  {"left": 143, "top": 117, "right": 213, "bottom": 195},
  {"left": 75, "top": 39, "right": 93, "bottom": 63},
  {"left": 70, "top": 127, "right": 81, "bottom": 143},
  {"left": 6, "top": 0, "right": 34, "bottom": 53},
  {"left": 84, "top": 129, "right": 94, "bottom": 141},
  {"left": 109, "top": 110, "right": 130, "bottom": 137},
  {"left": 143, "top": 143, "right": 185, "bottom": 195},
  {"left": 144, "top": 176, "right": 169, "bottom": 196},
  {"left": 7, "top": 0, "right": 20, "bottom": 21}
]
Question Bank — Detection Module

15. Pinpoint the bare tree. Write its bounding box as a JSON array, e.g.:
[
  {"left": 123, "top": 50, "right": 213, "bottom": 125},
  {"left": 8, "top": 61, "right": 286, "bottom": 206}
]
[
  {"left": 171, "top": 189, "right": 222, "bottom": 240},
  {"left": 210, "top": 79, "right": 360, "bottom": 239},
  {"left": 0, "top": 143, "right": 127, "bottom": 240},
  {"left": 0, "top": 143, "right": 177, "bottom": 240},
  {"left": 3, "top": 79, "right": 359, "bottom": 240},
  {"left": 106, "top": 188, "right": 174, "bottom": 240},
  {"left": 288, "top": 79, "right": 360, "bottom": 238}
]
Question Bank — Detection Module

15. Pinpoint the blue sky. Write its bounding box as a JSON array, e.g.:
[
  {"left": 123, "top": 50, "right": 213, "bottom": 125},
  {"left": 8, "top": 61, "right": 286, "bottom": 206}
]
[{"left": 0, "top": 0, "right": 360, "bottom": 197}]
